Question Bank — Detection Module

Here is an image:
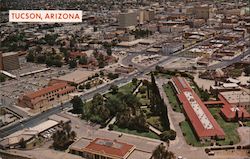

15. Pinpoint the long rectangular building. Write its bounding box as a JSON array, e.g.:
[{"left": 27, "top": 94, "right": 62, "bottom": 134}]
[
  {"left": 18, "top": 82, "right": 75, "bottom": 112},
  {"left": 171, "top": 77, "right": 225, "bottom": 140},
  {"left": 70, "top": 138, "right": 135, "bottom": 159}
]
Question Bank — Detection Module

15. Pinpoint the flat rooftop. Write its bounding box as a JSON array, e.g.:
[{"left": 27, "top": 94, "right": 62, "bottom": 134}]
[
  {"left": 71, "top": 138, "right": 135, "bottom": 159},
  {"left": 220, "top": 91, "right": 250, "bottom": 104},
  {"left": 2, "top": 52, "right": 18, "bottom": 57},
  {"left": 53, "top": 70, "right": 95, "bottom": 84}
]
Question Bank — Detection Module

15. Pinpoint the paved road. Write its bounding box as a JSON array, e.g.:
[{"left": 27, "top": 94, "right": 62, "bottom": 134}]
[
  {"left": 208, "top": 49, "right": 250, "bottom": 70},
  {"left": 0, "top": 55, "right": 175, "bottom": 138},
  {"left": 1, "top": 31, "right": 247, "bottom": 139}
]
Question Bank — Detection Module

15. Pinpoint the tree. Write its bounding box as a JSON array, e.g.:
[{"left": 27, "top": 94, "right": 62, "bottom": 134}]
[
  {"left": 79, "top": 84, "right": 85, "bottom": 90},
  {"left": 37, "top": 55, "right": 46, "bottom": 63},
  {"left": 79, "top": 56, "right": 88, "bottom": 65},
  {"left": 92, "top": 93, "right": 104, "bottom": 107},
  {"left": 85, "top": 82, "right": 91, "bottom": 89},
  {"left": 26, "top": 52, "right": 35, "bottom": 62},
  {"left": 132, "top": 78, "right": 138, "bottom": 85},
  {"left": 122, "top": 94, "right": 141, "bottom": 115},
  {"left": 131, "top": 111, "right": 148, "bottom": 131},
  {"left": 107, "top": 73, "right": 119, "bottom": 80},
  {"left": 69, "top": 59, "right": 77, "bottom": 68},
  {"left": 70, "top": 96, "right": 83, "bottom": 114},
  {"left": 53, "top": 60, "right": 63, "bottom": 67},
  {"left": 110, "top": 84, "right": 118, "bottom": 94},
  {"left": 19, "top": 138, "right": 26, "bottom": 148},
  {"left": 97, "top": 105, "right": 110, "bottom": 121},
  {"left": 160, "top": 130, "right": 176, "bottom": 141},
  {"left": 93, "top": 26, "right": 98, "bottom": 32},
  {"left": 106, "top": 47, "right": 112, "bottom": 56},
  {"left": 152, "top": 143, "right": 175, "bottom": 159},
  {"left": 0, "top": 73, "right": 6, "bottom": 82},
  {"left": 244, "top": 65, "right": 250, "bottom": 76},
  {"left": 52, "top": 122, "right": 76, "bottom": 150},
  {"left": 45, "top": 58, "right": 54, "bottom": 67},
  {"left": 235, "top": 109, "right": 239, "bottom": 121},
  {"left": 139, "top": 86, "right": 147, "bottom": 94},
  {"left": 105, "top": 96, "right": 125, "bottom": 115},
  {"left": 100, "top": 70, "right": 104, "bottom": 77}
]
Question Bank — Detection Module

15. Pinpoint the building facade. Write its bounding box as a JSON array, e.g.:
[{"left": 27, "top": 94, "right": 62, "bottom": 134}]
[
  {"left": 118, "top": 12, "right": 137, "bottom": 28},
  {"left": 70, "top": 138, "right": 135, "bottom": 159},
  {"left": 18, "top": 83, "right": 75, "bottom": 112},
  {"left": 1, "top": 52, "right": 20, "bottom": 71}
]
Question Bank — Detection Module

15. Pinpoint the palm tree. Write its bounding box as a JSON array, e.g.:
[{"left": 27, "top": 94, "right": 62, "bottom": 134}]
[{"left": 152, "top": 143, "right": 175, "bottom": 159}]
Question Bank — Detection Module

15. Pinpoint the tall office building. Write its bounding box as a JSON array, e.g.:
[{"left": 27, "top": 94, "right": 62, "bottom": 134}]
[
  {"left": 139, "top": 9, "right": 155, "bottom": 24},
  {"left": 118, "top": 11, "right": 138, "bottom": 28},
  {"left": 1, "top": 52, "right": 20, "bottom": 71},
  {"left": 194, "top": 5, "right": 214, "bottom": 20}
]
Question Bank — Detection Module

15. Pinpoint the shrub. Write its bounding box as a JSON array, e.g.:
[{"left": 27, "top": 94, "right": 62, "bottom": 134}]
[
  {"left": 160, "top": 129, "right": 176, "bottom": 141},
  {"left": 108, "top": 124, "right": 114, "bottom": 130},
  {"left": 205, "top": 148, "right": 210, "bottom": 153},
  {"left": 229, "top": 141, "right": 234, "bottom": 145}
]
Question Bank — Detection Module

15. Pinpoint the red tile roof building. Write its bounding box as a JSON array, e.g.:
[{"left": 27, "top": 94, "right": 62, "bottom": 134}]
[
  {"left": 219, "top": 94, "right": 250, "bottom": 121},
  {"left": 171, "top": 77, "right": 225, "bottom": 140},
  {"left": 70, "top": 138, "right": 135, "bottom": 159},
  {"left": 18, "top": 82, "right": 75, "bottom": 112}
]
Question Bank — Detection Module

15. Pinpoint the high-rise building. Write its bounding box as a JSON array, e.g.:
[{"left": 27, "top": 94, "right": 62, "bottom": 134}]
[
  {"left": 193, "top": 5, "right": 214, "bottom": 20},
  {"left": 1, "top": 52, "right": 20, "bottom": 71},
  {"left": 118, "top": 11, "right": 138, "bottom": 28},
  {"left": 139, "top": 9, "right": 155, "bottom": 24}
]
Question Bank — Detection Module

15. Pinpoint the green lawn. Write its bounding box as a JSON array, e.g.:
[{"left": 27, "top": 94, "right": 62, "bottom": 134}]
[
  {"left": 119, "top": 82, "right": 138, "bottom": 94},
  {"left": 159, "top": 74, "right": 172, "bottom": 79},
  {"left": 136, "top": 87, "right": 150, "bottom": 106},
  {"left": 180, "top": 108, "right": 241, "bottom": 147},
  {"left": 105, "top": 82, "right": 140, "bottom": 99},
  {"left": 180, "top": 121, "right": 211, "bottom": 147},
  {"left": 163, "top": 84, "right": 182, "bottom": 112},
  {"left": 147, "top": 116, "right": 164, "bottom": 132},
  {"left": 243, "top": 121, "right": 250, "bottom": 127},
  {"left": 113, "top": 125, "right": 160, "bottom": 139},
  {"left": 209, "top": 108, "right": 240, "bottom": 145}
]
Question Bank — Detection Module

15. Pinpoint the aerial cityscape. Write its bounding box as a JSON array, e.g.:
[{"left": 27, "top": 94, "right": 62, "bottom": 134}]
[{"left": 0, "top": 0, "right": 250, "bottom": 159}]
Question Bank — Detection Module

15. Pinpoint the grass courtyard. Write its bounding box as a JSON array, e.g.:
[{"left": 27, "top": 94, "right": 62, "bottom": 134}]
[
  {"left": 180, "top": 107, "right": 241, "bottom": 147},
  {"left": 160, "top": 76, "right": 241, "bottom": 147},
  {"left": 209, "top": 108, "right": 240, "bottom": 146},
  {"left": 163, "top": 84, "right": 182, "bottom": 112},
  {"left": 113, "top": 125, "right": 160, "bottom": 139}
]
